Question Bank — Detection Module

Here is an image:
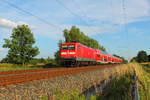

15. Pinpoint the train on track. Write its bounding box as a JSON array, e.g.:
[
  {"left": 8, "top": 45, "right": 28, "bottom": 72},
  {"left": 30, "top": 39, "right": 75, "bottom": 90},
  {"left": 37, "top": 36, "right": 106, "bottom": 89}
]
[{"left": 59, "top": 42, "right": 123, "bottom": 67}]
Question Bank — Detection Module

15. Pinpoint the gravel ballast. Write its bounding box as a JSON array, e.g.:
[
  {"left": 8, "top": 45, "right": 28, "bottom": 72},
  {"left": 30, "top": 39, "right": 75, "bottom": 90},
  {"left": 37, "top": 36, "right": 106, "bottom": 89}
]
[{"left": 0, "top": 65, "right": 121, "bottom": 100}]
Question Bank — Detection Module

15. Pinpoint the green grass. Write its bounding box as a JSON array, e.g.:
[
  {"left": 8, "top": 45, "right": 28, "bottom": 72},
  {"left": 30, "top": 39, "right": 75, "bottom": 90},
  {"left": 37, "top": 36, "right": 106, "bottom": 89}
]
[
  {"left": 98, "top": 64, "right": 150, "bottom": 100},
  {"left": 97, "top": 74, "right": 133, "bottom": 100},
  {"left": 142, "top": 65, "right": 150, "bottom": 73},
  {"left": 140, "top": 62, "right": 150, "bottom": 67},
  {"left": 0, "top": 63, "right": 42, "bottom": 71},
  {"left": 40, "top": 90, "right": 97, "bottom": 100},
  {"left": 138, "top": 65, "right": 150, "bottom": 100}
]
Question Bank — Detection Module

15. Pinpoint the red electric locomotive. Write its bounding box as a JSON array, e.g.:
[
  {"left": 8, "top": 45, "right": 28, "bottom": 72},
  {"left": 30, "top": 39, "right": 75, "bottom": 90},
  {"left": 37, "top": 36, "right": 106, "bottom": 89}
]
[{"left": 59, "top": 42, "right": 122, "bottom": 67}]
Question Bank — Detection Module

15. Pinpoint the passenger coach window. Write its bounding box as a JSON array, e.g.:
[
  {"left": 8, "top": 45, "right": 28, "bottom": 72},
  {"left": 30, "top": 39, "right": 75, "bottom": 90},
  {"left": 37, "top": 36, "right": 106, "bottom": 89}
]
[{"left": 68, "top": 45, "right": 75, "bottom": 50}]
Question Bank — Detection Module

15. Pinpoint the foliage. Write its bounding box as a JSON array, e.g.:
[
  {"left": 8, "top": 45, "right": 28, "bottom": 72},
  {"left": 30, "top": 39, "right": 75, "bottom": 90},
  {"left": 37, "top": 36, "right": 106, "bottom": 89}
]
[
  {"left": 29, "top": 58, "right": 50, "bottom": 65},
  {"left": 54, "top": 51, "right": 60, "bottom": 65},
  {"left": 130, "top": 57, "right": 137, "bottom": 62},
  {"left": 98, "top": 63, "right": 150, "bottom": 100},
  {"left": 0, "top": 57, "right": 10, "bottom": 63},
  {"left": 0, "top": 57, "right": 58, "bottom": 70},
  {"left": 40, "top": 96, "right": 48, "bottom": 100},
  {"left": 2, "top": 25, "right": 39, "bottom": 65},
  {"left": 40, "top": 90, "right": 97, "bottom": 100},
  {"left": 63, "top": 26, "right": 106, "bottom": 51},
  {"left": 0, "top": 64, "right": 41, "bottom": 71},
  {"left": 54, "top": 40, "right": 63, "bottom": 66},
  {"left": 28, "top": 57, "right": 58, "bottom": 67},
  {"left": 54, "top": 90, "right": 86, "bottom": 100},
  {"left": 130, "top": 50, "right": 149, "bottom": 63},
  {"left": 138, "top": 65, "right": 150, "bottom": 100},
  {"left": 98, "top": 75, "right": 133, "bottom": 100},
  {"left": 137, "top": 50, "right": 148, "bottom": 63},
  {"left": 140, "top": 62, "right": 150, "bottom": 66}
]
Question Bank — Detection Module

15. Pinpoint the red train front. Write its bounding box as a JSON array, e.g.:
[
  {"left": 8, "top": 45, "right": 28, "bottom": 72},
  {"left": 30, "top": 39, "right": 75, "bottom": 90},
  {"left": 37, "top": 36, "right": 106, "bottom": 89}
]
[
  {"left": 59, "top": 42, "right": 123, "bottom": 67},
  {"left": 60, "top": 43, "right": 97, "bottom": 66}
]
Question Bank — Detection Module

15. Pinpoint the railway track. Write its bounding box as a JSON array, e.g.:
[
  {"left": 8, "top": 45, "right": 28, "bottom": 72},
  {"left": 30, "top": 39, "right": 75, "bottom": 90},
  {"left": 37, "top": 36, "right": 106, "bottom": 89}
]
[{"left": 0, "top": 64, "right": 119, "bottom": 86}]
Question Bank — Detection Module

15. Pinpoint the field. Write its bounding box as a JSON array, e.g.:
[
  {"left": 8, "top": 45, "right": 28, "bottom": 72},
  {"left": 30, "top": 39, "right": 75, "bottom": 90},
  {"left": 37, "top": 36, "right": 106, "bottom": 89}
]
[
  {"left": 0, "top": 63, "right": 43, "bottom": 71},
  {"left": 140, "top": 66, "right": 150, "bottom": 100},
  {"left": 140, "top": 62, "right": 150, "bottom": 66}
]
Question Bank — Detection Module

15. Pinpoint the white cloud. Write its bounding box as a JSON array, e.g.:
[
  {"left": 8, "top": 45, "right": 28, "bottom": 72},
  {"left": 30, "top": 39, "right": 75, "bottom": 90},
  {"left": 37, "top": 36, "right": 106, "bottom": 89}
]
[
  {"left": 0, "top": 18, "right": 37, "bottom": 29},
  {"left": 0, "top": 18, "right": 16, "bottom": 28}
]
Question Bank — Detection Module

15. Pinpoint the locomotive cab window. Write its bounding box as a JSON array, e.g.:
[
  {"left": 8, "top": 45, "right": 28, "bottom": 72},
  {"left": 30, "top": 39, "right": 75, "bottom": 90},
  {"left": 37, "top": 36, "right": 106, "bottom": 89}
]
[
  {"left": 61, "top": 45, "right": 68, "bottom": 50},
  {"left": 61, "top": 45, "right": 75, "bottom": 50},
  {"left": 68, "top": 45, "right": 75, "bottom": 50}
]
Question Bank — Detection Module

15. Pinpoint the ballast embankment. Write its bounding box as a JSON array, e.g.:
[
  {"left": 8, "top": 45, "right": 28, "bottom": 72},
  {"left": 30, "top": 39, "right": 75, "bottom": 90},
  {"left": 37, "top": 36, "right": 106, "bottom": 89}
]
[{"left": 0, "top": 64, "right": 144, "bottom": 100}]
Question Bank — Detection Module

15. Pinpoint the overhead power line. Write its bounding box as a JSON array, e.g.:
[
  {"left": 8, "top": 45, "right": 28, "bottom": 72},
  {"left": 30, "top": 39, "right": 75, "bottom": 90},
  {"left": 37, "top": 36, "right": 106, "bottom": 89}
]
[
  {"left": 70, "top": 0, "right": 88, "bottom": 20},
  {"left": 1, "top": 0, "right": 62, "bottom": 30},
  {"left": 56, "top": 0, "right": 105, "bottom": 35},
  {"left": 121, "top": 0, "right": 131, "bottom": 60},
  {"left": 55, "top": 0, "right": 89, "bottom": 25},
  {"left": 121, "top": 0, "right": 128, "bottom": 32}
]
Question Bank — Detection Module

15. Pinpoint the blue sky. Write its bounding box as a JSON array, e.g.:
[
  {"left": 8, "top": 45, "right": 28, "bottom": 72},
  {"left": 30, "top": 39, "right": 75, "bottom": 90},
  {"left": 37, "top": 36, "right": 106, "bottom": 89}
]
[{"left": 0, "top": 0, "right": 150, "bottom": 60}]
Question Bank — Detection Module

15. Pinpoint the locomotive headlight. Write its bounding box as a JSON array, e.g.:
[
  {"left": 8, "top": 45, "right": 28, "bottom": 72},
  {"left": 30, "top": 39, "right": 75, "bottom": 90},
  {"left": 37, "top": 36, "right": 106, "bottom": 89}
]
[
  {"left": 69, "top": 52, "right": 75, "bottom": 54},
  {"left": 61, "top": 52, "right": 67, "bottom": 55}
]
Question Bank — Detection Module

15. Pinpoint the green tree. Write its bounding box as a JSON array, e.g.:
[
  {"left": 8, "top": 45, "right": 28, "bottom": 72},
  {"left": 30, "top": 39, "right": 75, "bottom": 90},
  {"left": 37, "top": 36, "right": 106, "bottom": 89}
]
[
  {"left": 3, "top": 25, "right": 39, "bottom": 65},
  {"left": 54, "top": 40, "right": 63, "bottom": 65},
  {"left": 130, "top": 57, "right": 137, "bottom": 62},
  {"left": 137, "top": 50, "right": 148, "bottom": 63},
  {"left": 0, "top": 57, "right": 9, "bottom": 63},
  {"left": 63, "top": 26, "right": 106, "bottom": 51}
]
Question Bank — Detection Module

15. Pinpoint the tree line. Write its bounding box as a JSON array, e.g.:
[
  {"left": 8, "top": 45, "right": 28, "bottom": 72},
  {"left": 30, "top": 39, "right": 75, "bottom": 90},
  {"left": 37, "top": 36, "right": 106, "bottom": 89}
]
[{"left": 130, "top": 50, "right": 150, "bottom": 63}]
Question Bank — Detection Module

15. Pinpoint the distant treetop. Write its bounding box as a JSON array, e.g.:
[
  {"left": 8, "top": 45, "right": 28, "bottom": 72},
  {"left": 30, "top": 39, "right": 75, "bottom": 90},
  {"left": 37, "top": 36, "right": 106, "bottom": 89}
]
[
  {"left": 63, "top": 26, "right": 106, "bottom": 51},
  {"left": 130, "top": 50, "right": 149, "bottom": 63}
]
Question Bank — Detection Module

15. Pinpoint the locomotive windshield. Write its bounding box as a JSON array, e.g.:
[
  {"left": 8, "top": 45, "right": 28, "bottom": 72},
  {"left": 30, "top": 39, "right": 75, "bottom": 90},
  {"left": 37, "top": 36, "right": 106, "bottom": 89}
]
[
  {"left": 61, "top": 45, "right": 68, "bottom": 50},
  {"left": 61, "top": 45, "right": 75, "bottom": 50},
  {"left": 68, "top": 45, "right": 75, "bottom": 50}
]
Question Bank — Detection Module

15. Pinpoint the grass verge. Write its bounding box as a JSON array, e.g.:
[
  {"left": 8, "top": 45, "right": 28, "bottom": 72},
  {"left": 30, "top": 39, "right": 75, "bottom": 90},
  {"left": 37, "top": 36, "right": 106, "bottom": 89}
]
[
  {"left": 138, "top": 65, "right": 150, "bottom": 100},
  {"left": 99, "top": 63, "right": 150, "bottom": 100},
  {"left": 0, "top": 63, "right": 42, "bottom": 71}
]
